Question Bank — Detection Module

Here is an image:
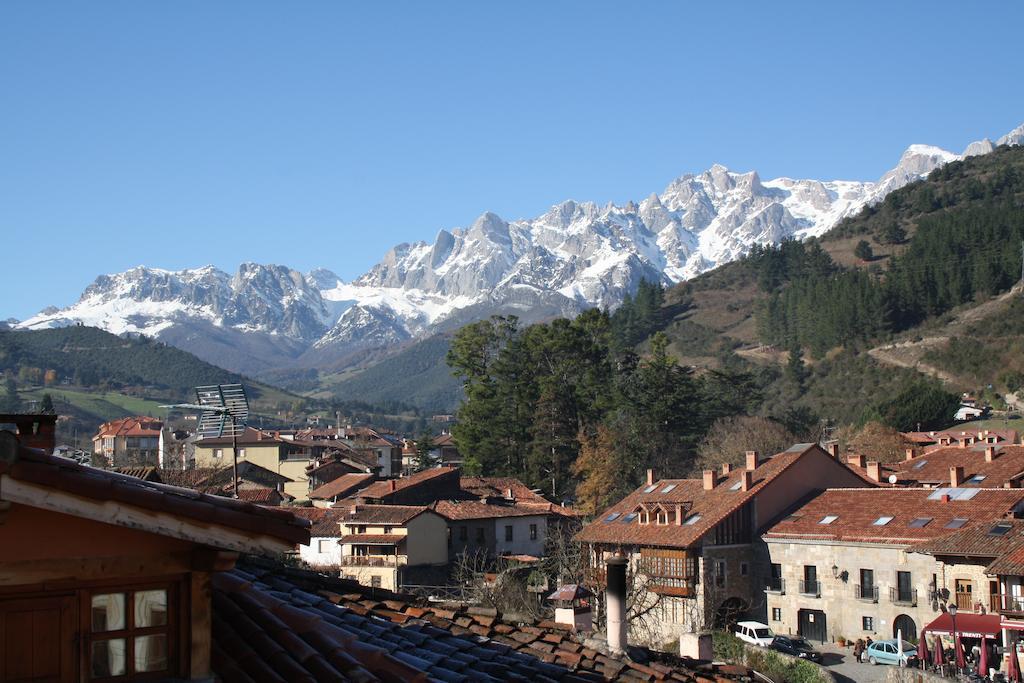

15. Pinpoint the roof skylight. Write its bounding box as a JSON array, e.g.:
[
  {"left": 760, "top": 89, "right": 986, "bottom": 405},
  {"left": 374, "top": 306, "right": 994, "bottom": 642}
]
[
  {"left": 622, "top": 512, "right": 638, "bottom": 523},
  {"left": 908, "top": 517, "right": 932, "bottom": 528},
  {"left": 729, "top": 480, "right": 743, "bottom": 491},
  {"left": 661, "top": 484, "right": 677, "bottom": 494},
  {"left": 945, "top": 517, "right": 969, "bottom": 529},
  {"left": 990, "top": 522, "right": 1013, "bottom": 536},
  {"left": 967, "top": 474, "right": 987, "bottom": 484},
  {"left": 643, "top": 484, "right": 658, "bottom": 493},
  {"left": 603, "top": 512, "right": 621, "bottom": 523},
  {"left": 684, "top": 514, "right": 702, "bottom": 525},
  {"left": 873, "top": 516, "right": 894, "bottom": 526},
  {"left": 913, "top": 460, "right": 928, "bottom": 470},
  {"left": 819, "top": 515, "right": 838, "bottom": 525}
]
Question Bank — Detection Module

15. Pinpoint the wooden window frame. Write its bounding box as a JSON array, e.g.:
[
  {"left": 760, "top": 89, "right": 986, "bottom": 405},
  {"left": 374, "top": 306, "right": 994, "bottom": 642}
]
[{"left": 83, "top": 580, "right": 182, "bottom": 682}]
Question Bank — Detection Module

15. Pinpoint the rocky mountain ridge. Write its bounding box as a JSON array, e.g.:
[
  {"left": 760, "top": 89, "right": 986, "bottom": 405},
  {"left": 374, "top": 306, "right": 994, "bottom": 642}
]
[{"left": 18, "top": 123, "right": 1024, "bottom": 376}]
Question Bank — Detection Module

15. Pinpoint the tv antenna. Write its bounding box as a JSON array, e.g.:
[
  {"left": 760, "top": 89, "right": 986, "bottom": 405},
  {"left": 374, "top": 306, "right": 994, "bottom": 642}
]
[{"left": 162, "top": 384, "right": 249, "bottom": 497}]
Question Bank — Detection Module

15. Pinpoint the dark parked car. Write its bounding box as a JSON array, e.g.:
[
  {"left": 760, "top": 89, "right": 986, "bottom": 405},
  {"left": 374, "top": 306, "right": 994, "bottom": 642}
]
[{"left": 770, "top": 635, "right": 823, "bottom": 663}]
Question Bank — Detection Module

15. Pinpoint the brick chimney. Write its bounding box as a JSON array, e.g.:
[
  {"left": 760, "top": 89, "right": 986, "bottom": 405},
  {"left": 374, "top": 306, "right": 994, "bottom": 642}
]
[
  {"left": 745, "top": 450, "right": 760, "bottom": 470},
  {"left": 606, "top": 554, "right": 628, "bottom": 654},
  {"left": 950, "top": 466, "right": 965, "bottom": 487},
  {"left": 703, "top": 470, "right": 717, "bottom": 491},
  {"left": 986, "top": 446, "right": 998, "bottom": 462},
  {"left": 646, "top": 469, "right": 655, "bottom": 486},
  {"left": 740, "top": 470, "right": 753, "bottom": 492},
  {"left": 866, "top": 462, "right": 882, "bottom": 482},
  {"left": 389, "top": 480, "right": 397, "bottom": 492},
  {"left": 675, "top": 504, "right": 684, "bottom": 525},
  {"left": 848, "top": 454, "right": 867, "bottom": 468},
  {"left": 827, "top": 443, "right": 840, "bottom": 459},
  {"left": 721, "top": 462, "right": 733, "bottom": 475},
  {"left": 905, "top": 448, "right": 916, "bottom": 461}
]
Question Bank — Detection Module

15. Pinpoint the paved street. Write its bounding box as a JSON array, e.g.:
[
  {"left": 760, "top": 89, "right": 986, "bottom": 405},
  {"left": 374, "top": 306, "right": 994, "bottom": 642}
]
[{"left": 815, "top": 642, "right": 890, "bottom": 683}]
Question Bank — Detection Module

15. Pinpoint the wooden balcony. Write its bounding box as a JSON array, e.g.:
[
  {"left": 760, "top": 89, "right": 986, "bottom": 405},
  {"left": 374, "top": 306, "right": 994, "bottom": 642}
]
[
  {"left": 990, "top": 593, "right": 1024, "bottom": 615},
  {"left": 341, "top": 555, "right": 403, "bottom": 567},
  {"left": 649, "top": 578, "right": 697, "bottom": 598}
]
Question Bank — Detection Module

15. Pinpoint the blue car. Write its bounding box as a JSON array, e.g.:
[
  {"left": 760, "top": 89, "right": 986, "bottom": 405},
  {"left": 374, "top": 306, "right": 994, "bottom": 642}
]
[{"left": 865, "top": 639, "right": 919, "bottom": 666}]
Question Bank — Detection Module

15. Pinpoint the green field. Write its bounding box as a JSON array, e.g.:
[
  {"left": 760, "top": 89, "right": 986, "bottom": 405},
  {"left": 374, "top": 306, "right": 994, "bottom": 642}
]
[
  {"left": 20, "top": 387, "right": 168, "bottom": 422},
  {"left": 960, "top": 416, "right": 1024, "bottom": 433}
]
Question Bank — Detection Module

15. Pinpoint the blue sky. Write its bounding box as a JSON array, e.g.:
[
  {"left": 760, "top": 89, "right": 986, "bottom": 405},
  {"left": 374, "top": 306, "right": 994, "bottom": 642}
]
[{"left": 2, "top": 1, "right": 1023, "bottom": 320}]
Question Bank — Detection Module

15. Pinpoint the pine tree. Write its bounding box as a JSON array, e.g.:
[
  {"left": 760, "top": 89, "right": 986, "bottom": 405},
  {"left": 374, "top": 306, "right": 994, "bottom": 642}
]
[
  {"left": 40, "top": 392, "right": 55, "bottom": 414},
  {"left": 854, "top": 240, "right": 874, "bottom": 261},
  {"left": 413, "top": 429, "right": 435, "bottom": 472}
]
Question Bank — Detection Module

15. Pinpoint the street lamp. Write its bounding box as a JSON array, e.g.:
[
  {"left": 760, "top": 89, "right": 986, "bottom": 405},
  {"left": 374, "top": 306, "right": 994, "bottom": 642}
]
[{"left": 948, "top": 603, "right": 959, "bottom": 673}]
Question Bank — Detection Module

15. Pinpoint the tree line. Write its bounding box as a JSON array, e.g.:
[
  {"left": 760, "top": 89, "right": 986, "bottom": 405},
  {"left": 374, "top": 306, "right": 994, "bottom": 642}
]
[{"left": 447, "top": 295, "right": 761, "bottom": 513}]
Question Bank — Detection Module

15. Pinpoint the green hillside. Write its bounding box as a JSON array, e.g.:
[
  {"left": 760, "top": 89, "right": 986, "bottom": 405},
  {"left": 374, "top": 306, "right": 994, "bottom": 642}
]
[{"left": 318, "top": 334, "right": 463, "bottom": 413}]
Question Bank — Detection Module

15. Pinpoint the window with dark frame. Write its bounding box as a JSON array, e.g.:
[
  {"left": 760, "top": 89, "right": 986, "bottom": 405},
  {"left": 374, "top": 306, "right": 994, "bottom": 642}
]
[
  {"left": 504, "top": 525, "right": 513, "bottom": 542},
  {"left": 862, "top": 616, "right": 874, "bottom": 631},
  {"left": 771, "top": 607, "right": 781, "bottom": 621},
  {"left": 87, "top": 584, "right": 174, "bottom": 680},
  {"left": 529, "top": 523, "right": 538, "bottom": 540}
]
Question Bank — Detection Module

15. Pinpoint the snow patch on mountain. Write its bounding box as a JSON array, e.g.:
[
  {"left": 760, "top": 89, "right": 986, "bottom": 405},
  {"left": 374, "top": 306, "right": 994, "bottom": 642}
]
[{"left": 17, "top": 122, "right": 1024, "bottom": 372}]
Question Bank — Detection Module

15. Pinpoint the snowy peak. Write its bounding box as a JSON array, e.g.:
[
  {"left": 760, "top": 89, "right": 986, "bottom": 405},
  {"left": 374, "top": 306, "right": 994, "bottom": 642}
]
[{"left": 17, "top": 121, "right": 1024, "bottom": 376}]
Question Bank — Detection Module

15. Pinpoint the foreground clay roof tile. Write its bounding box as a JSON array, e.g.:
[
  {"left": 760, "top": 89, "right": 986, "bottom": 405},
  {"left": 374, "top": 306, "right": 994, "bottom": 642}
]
[
  {"left": 212, "top": 559, "right": 754, "bottom": 683},
  {"left": 1, "top": 444, "right": 310, "bottom": 547}
]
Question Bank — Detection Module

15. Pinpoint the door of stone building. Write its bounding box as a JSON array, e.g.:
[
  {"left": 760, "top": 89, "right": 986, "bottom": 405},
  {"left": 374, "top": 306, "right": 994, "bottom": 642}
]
[
  {"left": 0, "top": 595, "right": 78, "bottom": 683},
  {"left": 797, "top": 608, "right": 827, "bottom": 643},
  {"left": 892, "top": 614, "right": 917, "bottom": 641}
]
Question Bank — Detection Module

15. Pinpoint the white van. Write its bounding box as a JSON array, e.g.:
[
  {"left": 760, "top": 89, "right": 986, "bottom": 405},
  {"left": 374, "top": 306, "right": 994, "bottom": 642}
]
[{"left": 734, "top": 621, "right": 775, "bottom": 647}]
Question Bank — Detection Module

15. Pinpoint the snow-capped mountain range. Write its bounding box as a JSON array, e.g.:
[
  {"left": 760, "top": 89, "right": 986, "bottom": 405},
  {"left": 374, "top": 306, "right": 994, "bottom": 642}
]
[{"left": 17, "top": 123, "right": 1024, "bottom": 376}]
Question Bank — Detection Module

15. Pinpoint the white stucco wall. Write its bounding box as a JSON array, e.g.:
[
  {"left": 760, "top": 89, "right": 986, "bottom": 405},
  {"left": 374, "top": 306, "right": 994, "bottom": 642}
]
[
  {"left": 493, "top": 515, "right": 548, "bottom": 557},
  {"left": 299, "top": 535, "right": 342, "bottom": 568}
]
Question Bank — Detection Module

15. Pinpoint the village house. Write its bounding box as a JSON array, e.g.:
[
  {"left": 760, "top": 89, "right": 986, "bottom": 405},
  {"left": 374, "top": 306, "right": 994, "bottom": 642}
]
[
  {"left": 0, "top": 414, "right": 309, "bottom": 681},
  {"left": 762, "top": 487, "right": 1024, "bottom": 644},
  {"left": 288, "top": 507, "right": 346, "bottom": 568},
  {"left": 902, "top": 427, "right": 1019, "bottom": 451},
  {"left": 191, "top": 427, "right": 313, "bottom": 499},
  {"left": 158, "top": 460, "right": 293, "bottom": 504},
  {"left": 576, "top": 443, "right": 869, "bottom": 647},
  {"left": 338, "top": 504, "right": 449, "bottom": 591},
  {"left": 92, "top": 416, "right": 163, "bottom": 467}
]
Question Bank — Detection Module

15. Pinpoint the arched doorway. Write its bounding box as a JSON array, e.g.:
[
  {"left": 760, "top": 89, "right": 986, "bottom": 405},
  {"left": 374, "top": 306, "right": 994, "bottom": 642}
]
[
  {"left": 714, "top": 597, "right": 749, "bottom": 630},
  {"left": 893, "top": 614, "right": 917, "bottom": 641}
]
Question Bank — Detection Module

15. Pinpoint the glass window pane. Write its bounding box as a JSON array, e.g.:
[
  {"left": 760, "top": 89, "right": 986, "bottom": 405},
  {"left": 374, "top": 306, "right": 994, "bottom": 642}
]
[
  {"left": 91, "top": 594, "right": 126, "bottom": 632},
  {"left": 91, "top": 638, "right": 126, "bottom": 678},
  {"left": 134, "top": 589, "right": 168, "bottom": 628},
  {"left": 134, "top": 634, "right": 168, "bottom": 673}
]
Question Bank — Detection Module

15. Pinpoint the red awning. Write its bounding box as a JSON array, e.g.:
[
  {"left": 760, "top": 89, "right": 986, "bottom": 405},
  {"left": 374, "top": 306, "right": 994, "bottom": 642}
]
[{"left": 924, "top": 612, "right": 1002, "bottom": 638}]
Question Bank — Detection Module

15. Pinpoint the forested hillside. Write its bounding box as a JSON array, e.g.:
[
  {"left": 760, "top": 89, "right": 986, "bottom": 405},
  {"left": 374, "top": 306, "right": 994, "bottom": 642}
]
[{"left": 447, "top": 145, "right": 1024, "bottom": 510}]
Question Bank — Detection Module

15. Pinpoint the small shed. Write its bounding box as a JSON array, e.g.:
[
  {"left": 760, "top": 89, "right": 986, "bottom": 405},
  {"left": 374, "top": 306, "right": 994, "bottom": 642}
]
[{"left": 547, "top": 583, "right": 594, "bottom": 632}]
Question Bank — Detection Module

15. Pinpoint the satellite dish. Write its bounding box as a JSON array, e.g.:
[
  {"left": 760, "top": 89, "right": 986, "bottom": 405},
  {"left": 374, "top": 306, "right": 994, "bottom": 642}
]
[
  {"left": 888, "top": 474, "right": 898, "bottom": 484},
  {"left": 163, "top": 383, "right": 249, "bottom": 497}
]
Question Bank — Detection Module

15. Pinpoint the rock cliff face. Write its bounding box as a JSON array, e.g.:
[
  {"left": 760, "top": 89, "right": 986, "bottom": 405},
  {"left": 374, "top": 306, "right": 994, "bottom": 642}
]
[{"left": 18, "top": 124, "right": 1023, "bottom": 376}]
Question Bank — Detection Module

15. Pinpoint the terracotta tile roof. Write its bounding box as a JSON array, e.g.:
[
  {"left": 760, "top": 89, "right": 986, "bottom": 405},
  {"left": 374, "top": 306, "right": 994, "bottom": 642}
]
[
  {"left": 309, "top": 473, "right": 375, "bottom": 500},
  {"left": 577, "top": 443, "right": 836, "bottom": 549},
  {"left": 211, "top": 558, "right": 754, "bottom": 683},
  {"left": 196, "top": 426, "right": 290, "bottom": 446},
  {"left": 288, "top": 508, "right": 345, "bottom": 537},
  {"left": 344, "top": 504, "right": 433, "bottom": 525},
  {"left": 159, "top": 462, "right": 292, "bottom": 493},
  {"left": 903, "top": 428, "right": 1019, "bottom": 447},
  {"left": 435, "top": 500, "right": 566, "bottom": 521},
  {"left": 988, "top": 545, "right": 1024, "bottom": 576},
  {"left": 234, "top": 488, "right": 282, "bottom": 505},
  {"left": 340, "top": 533, "right": 405, "bottom": 544},
  {"left": 883, "top": 444, "right": 1024, "bottom": 487},
  {"left": 911, "top": 519, "right": 1024, "bottom": 559},
  {"left": 460, "top": 476, "right": 549, "bottom": 503},
  {"left": 764, "top": 488, "right": 1024, "bottom": 545},
  {"left": 354, "top": 466, "right": 461, "bottom": 503},
  {"left": 93, "top": 416, "right": 162, "bottom": 439},
  {"left": 1, "top": 444, "right": 310, "bottom": 548}
]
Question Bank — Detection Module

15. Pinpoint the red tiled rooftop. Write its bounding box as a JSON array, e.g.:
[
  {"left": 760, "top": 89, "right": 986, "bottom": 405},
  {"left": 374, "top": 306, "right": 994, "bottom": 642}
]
[
  {"left": 344, "top": 504, "right": 433, "bottom": 525},
  {"left": 886, "top": 444, "right": 1024, "bottom": 487},
  {"left": 308, "top": 472, "right": 374, "bottom": 500},
  {"left": 339, "top": 533, "right": 404, "bottom": 544},
  {"left": 94, "top": 416, "right": 162, "bottom": 438},
  {"left": 435, "top": 500, "right": 567, "bottom": 521},
  {"left": 355, "top": 466, "right": 460, "bottom": 500},
  {"left": 764, "top": 488, "right": 1024, "bottom": 545}
]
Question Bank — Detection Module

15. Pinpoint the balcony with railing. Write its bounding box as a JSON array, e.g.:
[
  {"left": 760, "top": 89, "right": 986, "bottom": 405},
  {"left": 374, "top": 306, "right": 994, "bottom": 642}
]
[
  {"left": 340, "top": 554, "right": 405, "bottom": 567},
  {"left": 890, "top": 587, "right": 918, "bottom": 607},
  {"left": 991, "top": 593, "right": 1024, "bottom": 615},
  {"left": 855, "top": 584, "right": 879, "bottom": 603},
  {"left": 765, "top": 577, "right": 785, "bottom": 594},
  {"left": 799, "top": 580, "right": 821, "bottom": 597}
]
